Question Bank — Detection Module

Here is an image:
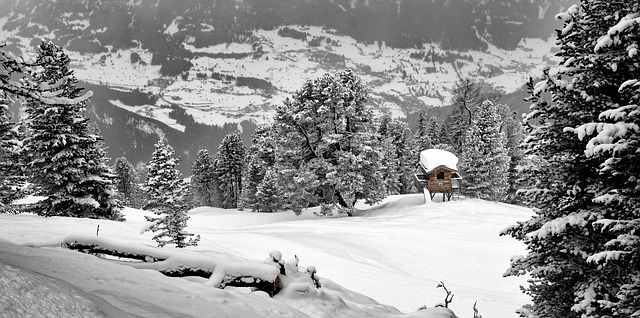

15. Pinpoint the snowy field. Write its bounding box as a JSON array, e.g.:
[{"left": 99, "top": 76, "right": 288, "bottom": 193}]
[{"left": 0, "top": 195, "right": 532, "bottom": 317}]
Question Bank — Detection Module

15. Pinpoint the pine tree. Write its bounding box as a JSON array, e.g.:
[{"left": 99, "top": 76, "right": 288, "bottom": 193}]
[
  {"left": 214, "top": 133, "right": 245, "bottom": 209},
  {"left": 380, "top": 116, "right": 417, "bottom": 194},
  {"left": 414, "top": 111, "right": 432, "bottom": 151},
  {"left": 460, "top": 100, "right": 509, "bottom": 201},
  {"left": 379, "top": 137, "right": 401, "bottom": 195},
  {"left": 503, "top": 111, "right": 525, "bottom": 204},
  {"left": 23, "top": 42, "right": 121, "bottom": 219},
  {"left": 190, "top": 149, "right": 216, "bottom": 206},
  {"left": 143, "top": 140, "right": 199, "bottom": 248},
  {"left": 2, "top": 44, "right": 91, "bottom": 102},
  {"left": 240, "top": 124, "right": 276, "bottom": 211},
  {"left": 113, "top": 157, "right": 138, "bottom": 208},
  {"left": 426, "top": 115, "right": 441, "bottom": 146},
  {"left": 443, "top": 78, "right": 480, "bottom": 154},
  {"left": 502, "top": 2, "right": 640, "bottom": 317},
  {"left": 274, "top": 69, "right": 385, "bottom": 216},
  {"left": 255, "top": 168, "right": 281, "bottom": 212},
  {"left": 0, "top": 92, "right": 24, "bottom": 207}
]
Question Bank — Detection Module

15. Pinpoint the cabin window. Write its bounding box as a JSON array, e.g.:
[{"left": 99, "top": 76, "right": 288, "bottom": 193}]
[{"left": 436, "top": 171, "right": 445, "bottom": 179}]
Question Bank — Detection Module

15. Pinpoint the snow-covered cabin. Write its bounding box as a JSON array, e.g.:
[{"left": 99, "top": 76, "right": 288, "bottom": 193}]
[{"left": 414, "top": 149, "right": 462, "bottom": 201}]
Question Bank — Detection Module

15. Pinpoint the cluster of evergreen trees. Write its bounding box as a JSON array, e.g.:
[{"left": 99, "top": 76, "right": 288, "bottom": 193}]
[
  {"left": 184, "top": 70, "right": 525, "bottom": 216},
  {"left": 0, "top": 42, "right": 524, "bottom": 247}
]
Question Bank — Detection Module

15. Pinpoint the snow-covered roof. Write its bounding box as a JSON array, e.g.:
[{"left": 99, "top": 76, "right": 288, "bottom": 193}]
[{"left": 419, "top": 149, "right": 458, "bottom": 173}]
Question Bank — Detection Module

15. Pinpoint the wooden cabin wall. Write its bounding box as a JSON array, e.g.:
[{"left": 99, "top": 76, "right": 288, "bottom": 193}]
[{"left": 427, "top": 169, "right": 452, "bottom": 181}]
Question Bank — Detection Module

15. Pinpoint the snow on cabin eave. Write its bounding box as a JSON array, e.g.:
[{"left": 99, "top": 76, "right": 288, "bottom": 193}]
[{"left": 419, "top": 163, "right": 458, "bottom": 175}]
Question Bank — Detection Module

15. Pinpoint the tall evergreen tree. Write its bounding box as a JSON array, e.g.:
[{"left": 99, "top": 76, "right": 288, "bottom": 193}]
[
  {"left": 460, "top": 100, "right": 509, "bottom": 201},
  {"left": 0, "top": 92, "right": 24, "bottom": 206},
  {"left": 274, "top": 69, "right": 385, "bottom": 216},
  {"left": 214, "top": 132, "right": 245, "bottom": 209},
  {"left": 442, "top": 78, "right": 480, "bottom": 154},
  {"left": 502, "top": 2, "right": 640, "bottom": 317},
  {"left": 380, "top": 116, "right": 417, "bottom": 194},
  {"left": 379, "top": 137, "right": 401, "bottom": 195},
  {"left": 255, "top": 168, "right": 282, "bottom": 212},
  {"left": 503, "top": 111, "right": 525, "bottom": 204},
  {"left": 23, "top": 42, "right": 121, "bottom": 219},
  {"left": 113, "top": 157, "right": 138, "bottom": 208},
  {"left": 425, "top": 115, "right": 441, "bottom": 146},
  {"left": 240, "top": 125, "right": 276, "bottom": 211},
  {"left": 413, "top": 111, "right": 432, "bottom": 151},
  {"left": 143, "top": 140, "right": 199, "bottom": 248},
  {"left": 190, "top": 149, "right": 216, "bottom": 206}
]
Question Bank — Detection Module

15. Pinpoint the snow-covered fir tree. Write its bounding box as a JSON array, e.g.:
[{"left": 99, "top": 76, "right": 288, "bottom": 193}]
[
  {"left": 274, "top": 69, "right": 385, "bottom": 216},
  {"left": 214, "top": 132, "right": 245, "bottom": 209},
  {"left": 241, "top": 124, "right": 277, "bottom": 212},
  {"left": 2, "top": 45, "right": 89, "bottom": 102},
  {"left": 190, "top": 149, "right": 216, "bottom": 206},
  {"left": 413, "top": 111, "right": 432, "bottom": 151},
  {"left": 113, "top": 157, "right": 138, "bottom": 208},
  {"left": 503, "top": 111, "right": 525, "bottom": 204},
  {"left": 426, "top": 115, "right": 441, "bottom": 146},
  {"left": 442, "top": 78, "right": 480, "bottom": 154},
  {"left": 502, "top": 2, "right": 640, "bottom": 317},
  {"left": 143, "top": 140, "right": 199, "bottom": 248},
  {"left": 379, "top": 115, "right": 417, "bottom": 194},
  {"left": 0, "top": 92, "right": 24, "bottom": 206},
  {"left": 255, "top": 168, "right": 282, "bottom": 212},
  {"left": 378, "top": 137, "right": 401, "bottom": 195},
  {"left": 23, "top": 42, "right": 121, "bottom": 219},
  {"left": 460, "top": 100, "right": 509, "bottom": 201}
]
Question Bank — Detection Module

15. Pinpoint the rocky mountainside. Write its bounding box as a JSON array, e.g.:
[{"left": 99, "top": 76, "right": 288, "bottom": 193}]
[
  {"left": 0, "top": 0, "right": 575, "bottom": 172},
  {"left": 1, "top": 0, "right": 573, "bottom": 52}
]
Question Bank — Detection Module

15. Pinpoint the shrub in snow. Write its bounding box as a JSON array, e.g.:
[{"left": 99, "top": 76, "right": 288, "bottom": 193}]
[
  {"left": 22, "top": 41, "right": 121, "bottom": 219},
  {"left": 143, "top": 140, "right": 199, "bottom": 248},
  {"left": 273, "top": 69, "right": 385, "bottom": 216},
  {"left": 502, "top": 2, "right": 640, "bottom": 317}
]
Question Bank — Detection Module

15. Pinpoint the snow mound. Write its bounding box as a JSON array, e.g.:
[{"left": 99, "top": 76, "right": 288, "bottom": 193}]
[{"left": 0, "top": 263, "right": 131, "bottom": 318}]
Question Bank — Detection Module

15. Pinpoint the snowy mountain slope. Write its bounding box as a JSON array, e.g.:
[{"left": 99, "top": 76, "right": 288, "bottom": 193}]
[
  {"left": 0, "top": 0, "right": 573, "bottom": 170},
  {"left": 0, "top": 195, "right": 533, "bottom": 317},
  {"left": 1, "top": 21, "right": 558, "bottom": 174},
  {"left": 0, "top": 19, "right": 558, "bottom": 126}
]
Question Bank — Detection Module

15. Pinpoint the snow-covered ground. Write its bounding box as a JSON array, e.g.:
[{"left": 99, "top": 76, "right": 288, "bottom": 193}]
[{"left": 0, "top": 195, "right": 532, "bottom": 317}]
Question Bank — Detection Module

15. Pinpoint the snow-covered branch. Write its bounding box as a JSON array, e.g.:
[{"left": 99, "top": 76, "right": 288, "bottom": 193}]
[{"left": 595, "top": 12, "right": 640, "bottom": 52}]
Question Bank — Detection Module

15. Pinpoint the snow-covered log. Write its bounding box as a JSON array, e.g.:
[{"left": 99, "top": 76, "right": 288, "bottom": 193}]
[{"left": 59, "top": 235, "right": 279, "bottom": 293}]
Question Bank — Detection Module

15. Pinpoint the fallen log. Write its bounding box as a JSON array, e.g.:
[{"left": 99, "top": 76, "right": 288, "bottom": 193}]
[
  {"left": 60, "top": 235, "right": 280, "bottom": 295},
  {"left": 63, "top": 242, "right": 163, "bottom": 263}
]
